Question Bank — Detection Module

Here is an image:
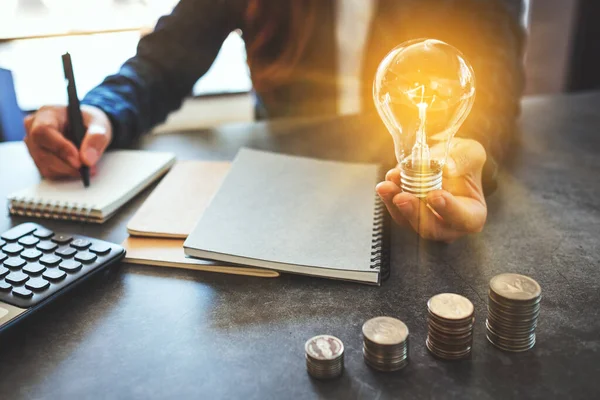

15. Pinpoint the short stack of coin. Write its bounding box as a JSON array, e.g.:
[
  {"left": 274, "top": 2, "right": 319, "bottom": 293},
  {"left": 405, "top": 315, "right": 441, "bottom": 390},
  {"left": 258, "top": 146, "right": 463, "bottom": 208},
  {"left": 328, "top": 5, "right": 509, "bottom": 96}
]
[
  {"left": 486, "top": 273, "right": 542, "bottom": 352},
  {"left": 362, "top": 316, "right": 409, "bottom": 371},
  {"left": 426, "top": 293, "right": 475, "bottom": 360},
  {"left": 304, "top": 335, "right": 344, "bottom": 379}
]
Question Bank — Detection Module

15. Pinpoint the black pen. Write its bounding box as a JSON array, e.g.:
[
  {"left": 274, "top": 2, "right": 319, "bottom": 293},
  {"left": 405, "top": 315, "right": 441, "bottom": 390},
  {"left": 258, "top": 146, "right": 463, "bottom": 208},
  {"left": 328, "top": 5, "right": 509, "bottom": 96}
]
[{"left": 62, "top": 52, "right": 90, "bottom": 187}]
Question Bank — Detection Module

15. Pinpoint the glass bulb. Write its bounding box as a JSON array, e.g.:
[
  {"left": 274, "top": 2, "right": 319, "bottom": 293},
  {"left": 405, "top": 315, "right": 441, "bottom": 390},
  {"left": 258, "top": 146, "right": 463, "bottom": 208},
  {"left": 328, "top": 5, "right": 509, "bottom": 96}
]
[{"left": 373, "top": 39, "right": 475, "bottom": 197}]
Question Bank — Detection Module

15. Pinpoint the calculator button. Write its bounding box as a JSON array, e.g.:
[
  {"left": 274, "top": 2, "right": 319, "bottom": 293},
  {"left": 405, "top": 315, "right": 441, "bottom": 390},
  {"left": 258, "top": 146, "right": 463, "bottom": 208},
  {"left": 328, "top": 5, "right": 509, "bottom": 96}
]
[
  {"left": 21, "top": 249, "right": 42, "bottom": 261},
  {"left": 56, "top": 247, "right": 77, "bottom": 258},
  {"left": 0, "top": 253, "right": 7, "bottom": 264},
  {"left": 90, "top": 244, "right": 111, "bottom": 255},
  {"left": 0, "top": 267, "right": 9, "bottom": 278},
  {"left": 33, "top": 228, "right": 54, "bottom": 239},
  {"left": 5, "top": 272, "right": 29, "bottom": 285},
  {"left": 26, "top": 278, "right": 50, "bottom": 292},
  {"left": 0, "top": 281, "right": 11, "bottom": 291},
  {"left": 37, "top": 241, "right": 58, "bottom": 252},
  {"left": 1, "top": 223, "right": 37, "bottom": 241},
  {"left": 59, "top": 260, "right": 82, "bottom": 273},
  {"left": 40, "top": 255, "right": 61, "bottom": 266},
  {"left": 75, "top": 252, "right": 97, "bottom": 263},
  {"left": 18, "top": 236, "right": 40, "bottom": 247},
  {"left": 23, "top": 263, "right": 46, "bottom": 275},
  {"left": 70, "top": 239, "right": 91, "bottom": 250},
  {"left": 2, "top": 243, "right": 23, "bottom": 255},
  {"left": 43, "top": 269, "right": 66, "bottom": 282},
  {"left": 51, "top": 235, "right": 73, "bottom": 245},
  {"left": 0, "top": 239, "right": 6, "bottom": 248},
  {"left": 4, "top": 257, "right": 26, "bottom": 270},
  {"left": 12, "top": 287, "right": 33, "bottom": 298}
]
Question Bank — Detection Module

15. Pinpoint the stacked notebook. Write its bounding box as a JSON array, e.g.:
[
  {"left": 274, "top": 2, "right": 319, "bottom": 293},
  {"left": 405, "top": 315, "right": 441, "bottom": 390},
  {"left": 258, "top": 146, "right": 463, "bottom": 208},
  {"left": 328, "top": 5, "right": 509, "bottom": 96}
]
[
  {"left": 7, "top": 147, "right": 389, "bottom": 284},
  {"left": 183, "top": 149, "right": 389, "bottom": 285},
  {"left": 123, "top": 160, "right": 280, "bottom": 278},
  {"left": 8, "top": 150, "right": 175, "bottom": 223}
]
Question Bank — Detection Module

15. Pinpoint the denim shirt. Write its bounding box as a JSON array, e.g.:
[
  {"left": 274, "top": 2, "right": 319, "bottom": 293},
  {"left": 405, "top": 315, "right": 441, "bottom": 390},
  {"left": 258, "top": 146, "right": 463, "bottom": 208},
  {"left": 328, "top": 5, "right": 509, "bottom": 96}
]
[{"left": 82, "top": 0, "right": 526, "bottom": 192}]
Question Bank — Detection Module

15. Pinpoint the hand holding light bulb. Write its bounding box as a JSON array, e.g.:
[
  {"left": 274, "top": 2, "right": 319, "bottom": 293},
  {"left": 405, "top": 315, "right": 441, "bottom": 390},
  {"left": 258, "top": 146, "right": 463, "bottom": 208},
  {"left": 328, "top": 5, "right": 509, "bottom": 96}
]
[
  {"left": 374, "top": 39, "right": 486, "bottom": 241},
  {"left": 376, "top": 137, "right": 487, "bottom": 242}
]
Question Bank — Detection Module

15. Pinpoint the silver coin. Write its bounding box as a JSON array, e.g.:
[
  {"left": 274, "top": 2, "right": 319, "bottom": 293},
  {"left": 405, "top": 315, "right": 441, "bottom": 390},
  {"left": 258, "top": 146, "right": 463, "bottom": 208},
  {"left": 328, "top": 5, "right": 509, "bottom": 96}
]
[
  {"left": 490, "top": 273, "right": 542, "bottom": 302},
  {"left": 305, "top": 335, "right": 344, "bottom": 361},
  {"left": 362, "top": 317, "right": 409, "bottom": 345},
  {"left": 426, "top": 339, "right": 471, "bottom": 359},
  {"left": 362, "top": 348, "right": 409, "bottom": 371},
  {"left": 428, "top": 293, "right": 474, "bottom": 321},
  {"left": 486, "top": 333, "right": 536, "bottom": 352}
]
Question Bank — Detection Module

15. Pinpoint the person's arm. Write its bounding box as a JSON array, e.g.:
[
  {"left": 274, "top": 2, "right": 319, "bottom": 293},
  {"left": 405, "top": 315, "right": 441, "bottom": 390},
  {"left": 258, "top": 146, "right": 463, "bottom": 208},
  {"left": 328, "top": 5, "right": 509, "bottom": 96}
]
[
  {"left": 402, "top": 0, "right": 526, "bottom": 194},
  {"left": 81, "top": 0, "right": 242, "bottom": 148}
]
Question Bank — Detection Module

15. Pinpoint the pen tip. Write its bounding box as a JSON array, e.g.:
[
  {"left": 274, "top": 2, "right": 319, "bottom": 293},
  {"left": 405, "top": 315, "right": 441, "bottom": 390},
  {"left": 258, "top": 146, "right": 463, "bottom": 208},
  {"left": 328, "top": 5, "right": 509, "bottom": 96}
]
[{"left": 81, "top": 168, "right": 90, "bottom": 188}]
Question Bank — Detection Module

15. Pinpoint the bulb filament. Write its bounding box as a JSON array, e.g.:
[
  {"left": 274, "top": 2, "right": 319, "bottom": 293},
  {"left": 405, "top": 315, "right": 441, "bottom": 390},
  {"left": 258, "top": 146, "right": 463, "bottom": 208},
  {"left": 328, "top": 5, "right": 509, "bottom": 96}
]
[{"left": 411, "top": 101, "right": 431, "bottom": 168}]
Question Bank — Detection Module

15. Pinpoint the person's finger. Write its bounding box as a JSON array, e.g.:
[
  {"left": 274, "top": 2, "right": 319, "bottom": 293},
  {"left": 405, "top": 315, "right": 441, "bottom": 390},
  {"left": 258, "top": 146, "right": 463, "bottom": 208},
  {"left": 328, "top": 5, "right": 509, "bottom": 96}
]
[
  {"left": 24, "top": 114, "right": 34, "bottom": 132},
  {"left": 29, "top": 112, "right": 80, "bottom": 169},
  {"left": 427, "top": 190, "right": 487, "bottom": 233},
  {"left": 392, "top": 192, "right": 422, "bottom": 230},
  {"left": 30, "top": 144, "right": 80, "bottom": 179},
  {"left": 392, "top": 192, "right": 467, "bottom": 242},
  {"left": 376, "top": 181, "right": 407, "bottom": 226},
  {"left": 80, "top": 122, "right": 111, "bottom": 167},
  {"left": 385, "top": 168, "right": 401, "bottom": 186},
  {"left": 445, "top": 139, "right": 486, "bottom": 178}
]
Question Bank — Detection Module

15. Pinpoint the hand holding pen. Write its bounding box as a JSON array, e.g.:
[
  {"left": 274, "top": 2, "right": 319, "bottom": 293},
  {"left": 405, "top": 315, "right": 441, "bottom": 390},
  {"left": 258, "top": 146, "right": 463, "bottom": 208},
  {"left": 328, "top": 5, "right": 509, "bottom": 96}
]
[{"left": 23, "top": 55, "right": 112, "bottom": 182}]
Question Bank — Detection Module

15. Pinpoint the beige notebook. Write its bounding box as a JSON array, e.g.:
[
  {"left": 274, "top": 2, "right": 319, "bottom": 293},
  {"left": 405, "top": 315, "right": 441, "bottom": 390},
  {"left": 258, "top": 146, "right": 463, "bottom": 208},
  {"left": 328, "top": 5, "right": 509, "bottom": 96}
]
[
  {"left": 8, "top": 150, "right": 175, "bottom": 223},
  {"left": 123, "top": 160, "right": 279, "bottom": 278},
  {"left": 123, "top": 237, "right": 279, "bottom": 278},
  {"left": 127, "top": 161, "right": 230, "bottom": 238}
]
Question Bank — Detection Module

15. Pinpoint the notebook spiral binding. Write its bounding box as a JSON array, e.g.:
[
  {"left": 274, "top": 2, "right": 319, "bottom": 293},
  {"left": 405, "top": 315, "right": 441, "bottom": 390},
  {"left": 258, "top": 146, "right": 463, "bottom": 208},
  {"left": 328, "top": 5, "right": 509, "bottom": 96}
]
[
  {"left": 370, "top": 196, "right": 391, "bottom": 281},
  {"left": 9, "top": 196, "right": 95, "bottom": 223}
]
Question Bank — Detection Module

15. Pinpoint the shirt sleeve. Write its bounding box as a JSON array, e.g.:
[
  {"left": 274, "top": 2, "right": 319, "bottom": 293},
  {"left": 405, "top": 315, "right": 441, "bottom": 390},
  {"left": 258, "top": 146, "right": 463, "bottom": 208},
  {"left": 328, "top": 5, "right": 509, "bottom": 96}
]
[
  {"left": 81, "top": 0, "right": 241, "bottom": 148},
  {"left": 399, "top": 0, "right": 527, "bottom": 194}
]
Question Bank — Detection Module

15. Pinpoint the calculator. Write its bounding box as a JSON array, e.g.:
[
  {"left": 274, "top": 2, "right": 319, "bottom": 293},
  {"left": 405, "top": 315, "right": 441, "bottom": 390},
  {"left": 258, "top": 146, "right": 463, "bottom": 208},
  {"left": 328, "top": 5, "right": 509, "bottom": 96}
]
[{"left": 0, "top": 222, "right": 125, "bottom": 332}]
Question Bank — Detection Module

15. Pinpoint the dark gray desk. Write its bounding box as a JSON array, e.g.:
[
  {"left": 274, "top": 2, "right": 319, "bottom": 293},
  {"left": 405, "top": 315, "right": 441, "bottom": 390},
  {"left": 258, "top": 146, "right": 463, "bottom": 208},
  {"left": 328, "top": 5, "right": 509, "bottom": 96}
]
[{"left": 0, "top": 92, "right": 599, "bottom": 399}]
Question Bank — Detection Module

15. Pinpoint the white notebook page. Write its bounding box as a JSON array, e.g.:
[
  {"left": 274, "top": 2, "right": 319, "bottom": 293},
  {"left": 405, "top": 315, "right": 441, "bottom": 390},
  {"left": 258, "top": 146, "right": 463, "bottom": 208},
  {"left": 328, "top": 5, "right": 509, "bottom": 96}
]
[{"left": 9, "top": 150, "right": 175, "bottom": 215}]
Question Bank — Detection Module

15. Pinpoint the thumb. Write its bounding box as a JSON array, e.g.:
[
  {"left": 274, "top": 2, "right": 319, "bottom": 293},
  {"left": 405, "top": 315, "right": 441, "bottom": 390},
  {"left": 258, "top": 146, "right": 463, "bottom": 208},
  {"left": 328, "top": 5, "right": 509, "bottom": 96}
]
[
  {"left": 444, "top": 139, "right": 486, "bottom": 178},
  {"left": 80, "top": 122, "right": 110, "bottom": 167}
]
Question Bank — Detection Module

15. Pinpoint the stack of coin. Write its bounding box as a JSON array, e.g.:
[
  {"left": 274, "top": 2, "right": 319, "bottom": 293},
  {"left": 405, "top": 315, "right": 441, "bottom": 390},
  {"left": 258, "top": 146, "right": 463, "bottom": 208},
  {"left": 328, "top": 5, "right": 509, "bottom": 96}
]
[
  {"left": 362, "top": 316, "right": 409, "bottom": 371},
  {"left": 304, "top": 335, "right": 344, "bottom": 379},
  {"left": 486, "top": 273, "right": 542, "bottom": 352},
  {"left": 426, "top": 293, "right": 475, "bottom": 360}
]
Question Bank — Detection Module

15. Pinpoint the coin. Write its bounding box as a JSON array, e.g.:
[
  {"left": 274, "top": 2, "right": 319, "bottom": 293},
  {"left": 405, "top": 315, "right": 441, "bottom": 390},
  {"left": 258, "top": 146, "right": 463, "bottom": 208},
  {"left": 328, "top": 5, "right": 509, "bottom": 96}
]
[
  {"left": 362, "top": 317, "right": 409, "bottom": 372},
  {"left": 362, "top": 316, "right": 409, "bottom": 346},
  {"left": 486, "top": 274, "right": 541, "bottom": 352},
  {"left": 428, "top": 293, "right": 475, "bottom": 321},
  {"left": 305, "top": 335, "right": 344, "bottom": 379},
  {"left": 426, "top": 293, "right": 474, "bottom": 360},
  {"left": 305, "top": 335, "right": 344, "bottom": 360},
  {"left": 489, "top": 273, "right": 541, "bottom": 302}
]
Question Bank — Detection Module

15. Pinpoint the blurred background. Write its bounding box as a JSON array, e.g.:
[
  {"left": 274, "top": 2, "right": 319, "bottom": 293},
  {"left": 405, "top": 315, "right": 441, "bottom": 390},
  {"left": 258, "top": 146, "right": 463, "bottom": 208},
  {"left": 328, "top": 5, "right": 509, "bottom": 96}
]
[{"left": 0, "top": 0, "right": 597, "bottom": 140}]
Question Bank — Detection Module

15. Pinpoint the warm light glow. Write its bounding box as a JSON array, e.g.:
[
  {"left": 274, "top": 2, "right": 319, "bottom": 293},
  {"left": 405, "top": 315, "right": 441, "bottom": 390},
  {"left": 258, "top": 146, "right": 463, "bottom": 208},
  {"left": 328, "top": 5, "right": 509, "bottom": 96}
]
[{"left": 373, "top": 39, "right": 475, "bottom": 197}]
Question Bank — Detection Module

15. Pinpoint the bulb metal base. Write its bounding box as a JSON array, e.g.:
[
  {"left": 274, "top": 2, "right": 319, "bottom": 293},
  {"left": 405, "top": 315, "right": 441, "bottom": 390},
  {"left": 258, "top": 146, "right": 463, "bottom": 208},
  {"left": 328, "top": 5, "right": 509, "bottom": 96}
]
[{"left": 399, "top": 160, "right": 443, "bottom": 198}]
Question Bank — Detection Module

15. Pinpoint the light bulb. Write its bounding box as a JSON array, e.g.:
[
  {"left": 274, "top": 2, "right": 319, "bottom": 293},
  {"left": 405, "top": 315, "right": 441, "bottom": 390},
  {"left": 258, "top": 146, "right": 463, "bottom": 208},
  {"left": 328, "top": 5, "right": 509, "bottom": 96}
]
[{"left": 373, "top": 39, "right": 475, "bottom": 197}]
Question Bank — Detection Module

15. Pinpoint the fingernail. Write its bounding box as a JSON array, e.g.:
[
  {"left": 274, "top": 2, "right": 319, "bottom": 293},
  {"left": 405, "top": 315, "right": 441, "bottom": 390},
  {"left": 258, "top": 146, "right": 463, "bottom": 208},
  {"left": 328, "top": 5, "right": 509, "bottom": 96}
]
[
  {"left": 84, "top": 148, "right": 99, "bottom": 165},
  {"left": 429, "top": 195, "right": 446, "bottom": 209}
]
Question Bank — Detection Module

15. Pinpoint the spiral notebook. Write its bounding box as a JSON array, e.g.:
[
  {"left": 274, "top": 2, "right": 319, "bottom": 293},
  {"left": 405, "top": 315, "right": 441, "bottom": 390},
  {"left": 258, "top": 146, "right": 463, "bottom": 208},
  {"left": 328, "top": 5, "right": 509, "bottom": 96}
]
[
  {"left": 8, "top": 150, "right": 175, "bottom": 223},
  {"left": 184, "top": 149, "right": 390, "bottom": 285}
]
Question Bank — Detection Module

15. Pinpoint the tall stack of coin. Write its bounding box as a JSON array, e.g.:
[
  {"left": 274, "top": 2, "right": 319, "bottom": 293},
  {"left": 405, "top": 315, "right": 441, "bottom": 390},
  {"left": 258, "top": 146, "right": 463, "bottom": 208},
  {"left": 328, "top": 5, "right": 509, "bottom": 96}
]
[
  {"left": 362, "top": 316, "right": 409, "bottom": 371},
  {"left": 426, "top": 293, "right": 475, "bottom": 360},
  {"left": 304, "top": 335, "right": 344, "bottom": 379},
  {"left": 486, "top": 273, "right": 542, "bottom": 352}
]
